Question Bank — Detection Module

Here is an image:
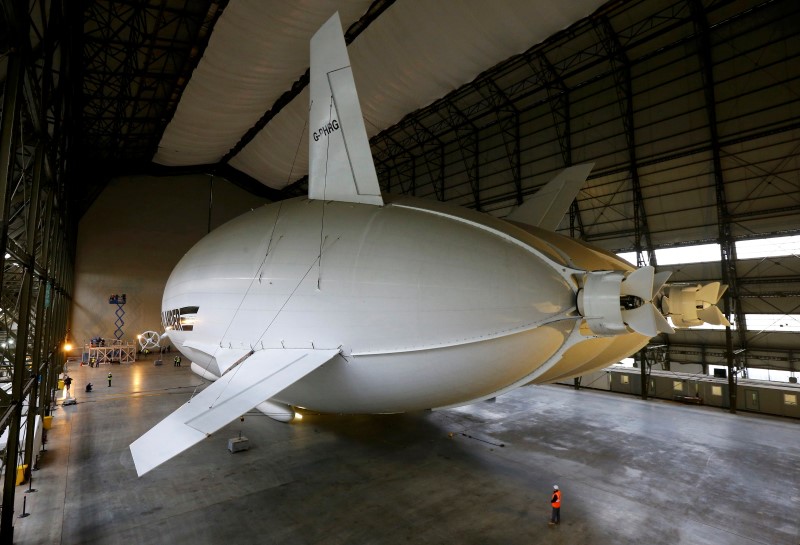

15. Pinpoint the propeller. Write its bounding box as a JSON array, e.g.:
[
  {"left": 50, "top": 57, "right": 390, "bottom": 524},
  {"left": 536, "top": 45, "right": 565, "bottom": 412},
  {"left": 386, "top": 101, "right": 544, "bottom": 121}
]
[
  {"left": 578, "top": 266, "right": 674, "bottom": 337},
  {"left": 661, "top": 282, "right": 730, "bottom": 328},
  {"left": 620, "top": 267, "right": 674, "bottom": 336}
]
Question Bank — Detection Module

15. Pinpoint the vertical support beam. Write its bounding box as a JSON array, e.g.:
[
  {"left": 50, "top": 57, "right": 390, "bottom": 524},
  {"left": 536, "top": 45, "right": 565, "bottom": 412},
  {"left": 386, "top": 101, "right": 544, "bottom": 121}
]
[
  {"left": 0, "top": 52, "right": 23, "bottom": 303},
  {"left": 439, "top": 144, "right": 446, "bottom": 202},
  {"left": 689, "top": 0, "right": 746, "bottom": 413},
  {"left": 21, "top": 0, "right": 59, "bottom": 473},
  {"left": 595, "top": 17, "right": 657, "bottom": 268},
  {"left": 569, "top": 201, "right": 585, "bottom": 240},
  {"left": 472, "top": 132, "right": 480, "bottom": 211},
  {"left": 474, "top": 79, "right": 520, "bottom": 206},
  {"left": 701, "top": 345, "right": 707, "bottom": 375},
  {"left": 640, "top": 351, "right": 648, "bottom": 400},
  {"left": 4, "top": 197, "right": 40, "bottom": 492},
  {"left": 21, "top": 144, "right": 47, "bottom": 475},
  {"left": 445, "top": 102, "right": 481, "bottom": 210},
  {"left": 595, "top": 16, "right": 665, "bottom": 379},
  {"left": 42, "top": 232, "right": 59, "bottom": 416},
  {"left": 494, "top": 110, "right": 521, "bottom": 206},
  {"left": 0, "top": 2, "right": 27, "bottom": 537},
  {"left": 536, "top": 52, "right": 585, "bottom": 238}
]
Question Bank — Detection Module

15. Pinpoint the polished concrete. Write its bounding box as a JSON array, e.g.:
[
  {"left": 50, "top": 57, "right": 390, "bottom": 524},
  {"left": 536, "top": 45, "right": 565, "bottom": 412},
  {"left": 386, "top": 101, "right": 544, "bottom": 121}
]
[{"left": 11, "top": 359, "right": 800, "bottom": 545}]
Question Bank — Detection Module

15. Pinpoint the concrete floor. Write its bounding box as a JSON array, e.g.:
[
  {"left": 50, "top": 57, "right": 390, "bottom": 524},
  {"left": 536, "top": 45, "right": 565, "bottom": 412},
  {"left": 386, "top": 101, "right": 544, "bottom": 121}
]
[{"left": 9, "top": 359, "right": 800, "bottom": 545}]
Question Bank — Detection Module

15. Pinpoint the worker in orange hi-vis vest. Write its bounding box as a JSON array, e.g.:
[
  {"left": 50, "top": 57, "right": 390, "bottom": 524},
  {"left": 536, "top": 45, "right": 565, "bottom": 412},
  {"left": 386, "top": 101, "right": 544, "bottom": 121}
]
[{"left": 548, "top": 485, "right": 561, "bottom": 525}]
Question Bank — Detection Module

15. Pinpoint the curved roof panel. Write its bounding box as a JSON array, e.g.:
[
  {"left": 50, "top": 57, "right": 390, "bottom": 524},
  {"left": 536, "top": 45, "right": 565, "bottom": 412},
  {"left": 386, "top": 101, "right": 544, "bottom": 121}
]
[
  {"left": 153, "top": 0, "right": 374, "bottom": 167},
  {"left": 155, "top": 0, "right": 606, "bottom": 187}
]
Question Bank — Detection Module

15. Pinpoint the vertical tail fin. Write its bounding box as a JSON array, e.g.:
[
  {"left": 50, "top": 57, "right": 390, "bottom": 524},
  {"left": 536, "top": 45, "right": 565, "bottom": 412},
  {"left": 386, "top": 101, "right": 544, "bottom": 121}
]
[{"left": 308, "top": 13, "right": 383, "bottom": 206}]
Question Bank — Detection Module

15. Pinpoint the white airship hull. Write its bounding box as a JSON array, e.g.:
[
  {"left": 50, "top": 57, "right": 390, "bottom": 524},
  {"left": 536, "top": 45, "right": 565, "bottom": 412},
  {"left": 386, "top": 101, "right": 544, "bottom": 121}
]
[{"left": 164, "top": 195, "right": 584, "bottom": 413}]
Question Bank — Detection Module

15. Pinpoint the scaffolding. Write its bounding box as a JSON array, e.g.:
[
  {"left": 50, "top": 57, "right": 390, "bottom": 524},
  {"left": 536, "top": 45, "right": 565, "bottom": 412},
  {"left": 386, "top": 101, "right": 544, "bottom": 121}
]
[{"left": 83, "top": 340, "right": 136, "bottom": 365}]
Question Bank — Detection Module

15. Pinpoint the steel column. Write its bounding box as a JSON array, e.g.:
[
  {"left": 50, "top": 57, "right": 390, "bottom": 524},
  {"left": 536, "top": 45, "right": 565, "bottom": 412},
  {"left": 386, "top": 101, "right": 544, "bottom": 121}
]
[
  {"left": 689, "top": 0, "right": 747, "bottom": 413},
  {"left": 594, "top": 16, "right": 657, "bottom": 268},
  {"left": 22, "top": 162, "right": 48, "bottom": 474},
  {"left": 0, "top": 4, "right": 27, "bottom": 537}
]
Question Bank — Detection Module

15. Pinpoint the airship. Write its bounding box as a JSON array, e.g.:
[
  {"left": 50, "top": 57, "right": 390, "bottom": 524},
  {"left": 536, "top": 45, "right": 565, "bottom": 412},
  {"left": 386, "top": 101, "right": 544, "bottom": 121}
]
[{"left": 130, "top": 13, "right": 724, "bottom": 476}]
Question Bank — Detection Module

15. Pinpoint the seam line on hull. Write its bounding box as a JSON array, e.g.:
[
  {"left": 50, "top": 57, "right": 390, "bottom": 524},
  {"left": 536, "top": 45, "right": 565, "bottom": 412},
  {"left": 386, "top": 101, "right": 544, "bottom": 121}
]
[{"left": 351, "top": 310, "right": 579, "bottom": 356}]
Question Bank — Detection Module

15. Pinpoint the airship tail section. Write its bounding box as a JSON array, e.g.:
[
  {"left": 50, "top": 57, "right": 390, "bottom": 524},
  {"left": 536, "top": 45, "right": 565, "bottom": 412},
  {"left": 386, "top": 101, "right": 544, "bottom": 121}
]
[
  {"left": 506, "top": 163, "right": 594, "bottom": 230},
  {"left": 130, "top": 348, "right": 339, "bottom": 476},
  {"left": 577, "top": 266, "right": 675, "bottom": 338},
  {"left": 308, "top": 12, "right": 383, "bottom": 206}
]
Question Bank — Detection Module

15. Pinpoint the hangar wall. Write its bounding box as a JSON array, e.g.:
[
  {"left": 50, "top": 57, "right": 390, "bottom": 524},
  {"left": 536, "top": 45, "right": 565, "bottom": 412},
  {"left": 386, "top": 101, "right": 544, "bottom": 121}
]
[{"left": 70, "top": 174, "right": 268, "bottom": 349}]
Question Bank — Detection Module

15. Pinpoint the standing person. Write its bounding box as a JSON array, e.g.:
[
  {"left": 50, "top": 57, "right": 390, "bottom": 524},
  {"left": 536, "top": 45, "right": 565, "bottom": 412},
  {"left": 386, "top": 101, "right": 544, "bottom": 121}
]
[
  {"left": 107, "top": 372, "right": 112, "bottom": 387},
  {"left": 64, "top": 375, "right": 73, "bottom": 394},
  {"left": 174, "top": 355, "right": 181, "bottom": 367},
  {"left": 549, "top": 485, "right": 561, "bottom": 525}
]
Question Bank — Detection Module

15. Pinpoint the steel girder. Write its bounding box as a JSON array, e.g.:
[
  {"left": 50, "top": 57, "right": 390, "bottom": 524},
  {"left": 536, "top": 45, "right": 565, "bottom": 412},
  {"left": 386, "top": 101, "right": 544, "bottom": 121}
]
[
  {"left": 593, "top": 15, "right": 657, "bottom": 269},
  {"left": 0, "top": 1, "right": 74, "bottom": 542},
  {"left": 77, "top": 0, "right": 226, "bottom": 214},
  {"left": 690, "top": 0, "right": 749, "bottom": 409}
]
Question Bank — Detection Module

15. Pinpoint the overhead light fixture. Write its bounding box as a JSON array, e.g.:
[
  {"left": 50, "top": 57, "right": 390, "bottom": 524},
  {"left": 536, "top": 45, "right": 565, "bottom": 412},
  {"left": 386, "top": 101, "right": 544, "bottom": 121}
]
[{"left": 63, "top": 330, "right": 74, "bottom": 352}]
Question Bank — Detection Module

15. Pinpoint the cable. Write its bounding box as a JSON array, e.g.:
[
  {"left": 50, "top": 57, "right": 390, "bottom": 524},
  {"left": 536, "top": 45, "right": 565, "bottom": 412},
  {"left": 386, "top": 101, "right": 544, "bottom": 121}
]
[{"left": 190, "top": 202, "right": 284, "bottom": 400}]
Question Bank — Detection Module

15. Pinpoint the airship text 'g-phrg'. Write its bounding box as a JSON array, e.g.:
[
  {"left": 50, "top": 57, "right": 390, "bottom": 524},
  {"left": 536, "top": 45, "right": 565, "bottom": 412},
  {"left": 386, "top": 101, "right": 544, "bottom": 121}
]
[{"left": 130, "top": 13, "right": 726, "bottom": 476}]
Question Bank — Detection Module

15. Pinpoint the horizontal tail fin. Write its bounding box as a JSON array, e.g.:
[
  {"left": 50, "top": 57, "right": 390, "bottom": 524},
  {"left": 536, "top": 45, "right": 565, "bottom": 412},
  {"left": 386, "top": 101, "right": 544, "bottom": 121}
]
[{"left": 130, "top": 348, "right": 339, "bottom": 476}]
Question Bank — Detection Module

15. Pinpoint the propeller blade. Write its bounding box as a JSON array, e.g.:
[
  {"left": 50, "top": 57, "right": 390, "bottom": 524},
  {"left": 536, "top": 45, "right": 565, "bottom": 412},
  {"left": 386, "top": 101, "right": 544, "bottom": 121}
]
[
  {"left": 653, "top": 271, "right": 672, "bottom": 299},
  {"left": 696, "top": 282, "right": 721, "bottom": 305},
  {"left": 698, "top": 306, "right": 731, "bottom": 326},
  {"left": 652, "top": 305, "right": 675, "bottom": 334},
  {"left": 621, "top": 266, "right": 655, "bottom": 300},
  {"left": 622, "top": 304, "right": 659, "bottom": 337}
]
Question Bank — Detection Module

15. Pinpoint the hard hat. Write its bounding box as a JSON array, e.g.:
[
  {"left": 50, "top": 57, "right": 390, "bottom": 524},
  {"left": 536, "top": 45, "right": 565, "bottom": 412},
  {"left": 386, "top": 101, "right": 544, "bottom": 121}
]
[{"left": 553, "top": 485, "right": 559, "bottom": 490}]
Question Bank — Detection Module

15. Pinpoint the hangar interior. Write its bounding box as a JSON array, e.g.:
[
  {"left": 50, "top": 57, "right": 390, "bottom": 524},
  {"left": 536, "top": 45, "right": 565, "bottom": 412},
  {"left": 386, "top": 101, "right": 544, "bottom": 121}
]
[{"left": 0, "top": 0, "right": 798, "bottom": 543}]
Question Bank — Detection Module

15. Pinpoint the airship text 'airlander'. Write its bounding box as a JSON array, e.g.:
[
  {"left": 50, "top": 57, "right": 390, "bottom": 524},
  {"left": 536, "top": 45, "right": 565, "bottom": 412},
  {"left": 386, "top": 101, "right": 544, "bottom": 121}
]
[{"left": 130, "top": 13, "right": 726, "bottom": 476}]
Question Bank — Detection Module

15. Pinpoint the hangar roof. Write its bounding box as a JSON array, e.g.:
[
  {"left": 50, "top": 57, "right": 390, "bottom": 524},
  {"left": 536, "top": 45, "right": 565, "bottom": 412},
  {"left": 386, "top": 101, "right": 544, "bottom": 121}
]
[
  {"left": 151, "top": 1, "right": 606, "bottom": 189},
  {"left": 71, "top": 0, "right": 609, "bottom": 203}
]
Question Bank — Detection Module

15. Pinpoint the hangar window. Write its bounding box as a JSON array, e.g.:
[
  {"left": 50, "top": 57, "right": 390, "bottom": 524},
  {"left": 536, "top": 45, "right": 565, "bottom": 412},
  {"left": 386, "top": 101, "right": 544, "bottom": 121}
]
[
  {"left": 785, "top": 394, "right": 797, "bottom": 406},
  {"left": 619, "top": 235, "right": 800, "bottom": 267},
  {"left": 673, "top": 381, "right": 683, "bottom": 392},
  {"left": 744, "top": 314, "right": 800, "bottom": 333},
  {"left": 656, "top": 244, "right": 721, "bottom": 265},
  {"left": 679, "top": 314, "right": 799, "bottom": 333},
  {"left": 711, "top": 386, "right": 722, "bottom": 397},
  {"left": 616, "top": 252, "right": 649, "bottom": 266},
  {"left": 621, "top": 375, "right": 629, "bottom": 384},
  {"left": 736, "top": 234, "right": 800, "bottom": 259}
]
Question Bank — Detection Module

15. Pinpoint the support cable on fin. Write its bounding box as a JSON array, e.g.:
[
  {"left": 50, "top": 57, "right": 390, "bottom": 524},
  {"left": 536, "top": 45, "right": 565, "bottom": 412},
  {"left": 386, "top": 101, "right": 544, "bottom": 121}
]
[
  {"left": 318, "top": 95, "right": 336, "bottom": 288},
  {"left": 286, "top": 116, "right": 308, "bottom": 186},
  {"left": 193, "top": 202, "right": 284, "bottom": 397}
]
